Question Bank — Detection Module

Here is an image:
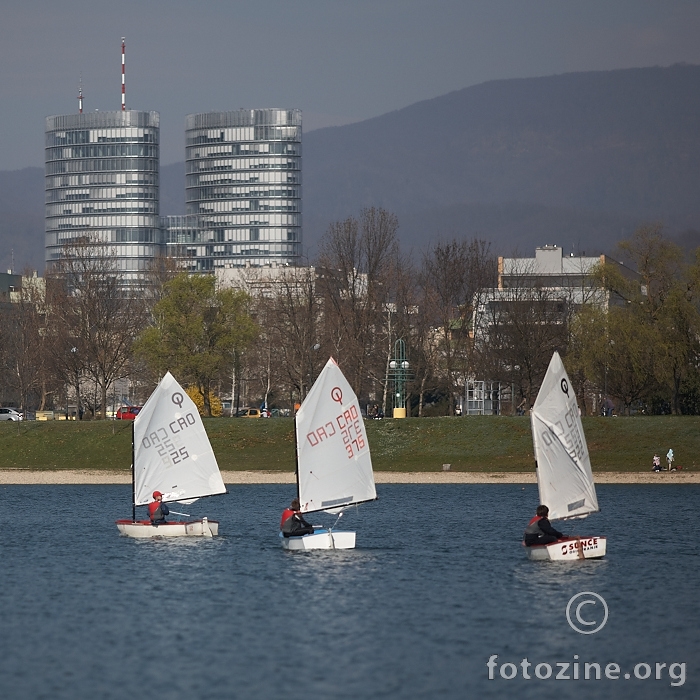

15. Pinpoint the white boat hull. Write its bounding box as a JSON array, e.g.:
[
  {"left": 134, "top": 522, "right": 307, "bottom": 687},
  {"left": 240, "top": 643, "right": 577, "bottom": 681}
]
[
  {"left": 116, "top": 518, "right": 219, "bottom": 538},
  {"left": 279, "top": 529, "right": 356, "bottom": 550},
  {"left": 525, "top": 535, "right": 606, "bottom": 561}
]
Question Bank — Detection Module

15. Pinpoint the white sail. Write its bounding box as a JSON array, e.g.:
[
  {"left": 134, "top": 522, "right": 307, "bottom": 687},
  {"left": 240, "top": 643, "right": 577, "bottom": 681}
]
[
  {"left": 133, "top": 372, "right": 226, "bottom": 507},
  {"left": 531, "top": 352, "right": 599, "bottom": 521},
  {"left": 296, "top": 358, "right": 376, "bottom": 513}
]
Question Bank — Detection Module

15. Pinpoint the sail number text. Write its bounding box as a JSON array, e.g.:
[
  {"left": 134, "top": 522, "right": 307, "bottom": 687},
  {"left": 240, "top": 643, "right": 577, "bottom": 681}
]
[
  {"left": 540, "top": 404, "right": 586, "bottom": 461},
  {"left": 141, "top": 412, "right": 197, "bottom": 467},
  {"left": 306, "top": 405, "right": 366, "bottom": 458}
]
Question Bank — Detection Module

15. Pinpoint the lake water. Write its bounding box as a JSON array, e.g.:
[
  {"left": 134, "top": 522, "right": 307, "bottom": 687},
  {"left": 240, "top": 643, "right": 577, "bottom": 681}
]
[{"left": 0, "top": 483, "right": 697, "bottom": 700}]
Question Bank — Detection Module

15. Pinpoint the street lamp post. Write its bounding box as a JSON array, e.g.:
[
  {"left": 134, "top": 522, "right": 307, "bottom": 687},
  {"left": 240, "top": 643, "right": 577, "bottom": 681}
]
[
  {"left": 70, "top": 346, "right": 81, "bottom": 421},
  {"left": 388, "top": 339, "right": 410, "bottom": 418}
]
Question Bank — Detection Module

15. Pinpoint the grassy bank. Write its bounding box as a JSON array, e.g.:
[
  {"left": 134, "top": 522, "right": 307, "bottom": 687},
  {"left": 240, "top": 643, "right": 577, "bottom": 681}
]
[{"left": 0, "top": 416, "right": 696, "bottom": 472}]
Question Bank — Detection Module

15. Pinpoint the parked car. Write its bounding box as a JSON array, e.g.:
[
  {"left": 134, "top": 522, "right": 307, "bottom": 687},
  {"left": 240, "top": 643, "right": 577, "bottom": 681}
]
[
  {"left": 116, "top": 406, "right": 142, "bottom": 420},
  {"left": 236, "top": 408, "right": 261, "bottom": 418},
  {"left": 0, "top": 407, "right": 23, "bottom": 421}
]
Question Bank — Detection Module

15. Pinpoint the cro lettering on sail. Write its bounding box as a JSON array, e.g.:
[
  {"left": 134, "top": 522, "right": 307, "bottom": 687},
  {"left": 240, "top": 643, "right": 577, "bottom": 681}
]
[
  {"left": 540, "top": 404, "right": 586, "bottom": 462},
  {"left": 140, "top": 412, "right": 198, "bottom": 469},
  {"left": 306, "top": 404, "right": 367, "bottom": 459}
]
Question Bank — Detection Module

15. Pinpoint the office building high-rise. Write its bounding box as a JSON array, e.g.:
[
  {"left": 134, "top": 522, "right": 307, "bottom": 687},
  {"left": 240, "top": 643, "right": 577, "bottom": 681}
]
[
  {"left": 45, "top": 110, "right": 161, "bottom": 286},
  {"left": 184, "top": 109, "right": 302, "bottom": 270}
]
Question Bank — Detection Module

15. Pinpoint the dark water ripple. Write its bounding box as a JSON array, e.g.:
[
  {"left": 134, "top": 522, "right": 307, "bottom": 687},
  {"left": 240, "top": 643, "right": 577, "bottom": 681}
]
[{"left": 0, "top": 483, "right": 697, "bottom": 699}]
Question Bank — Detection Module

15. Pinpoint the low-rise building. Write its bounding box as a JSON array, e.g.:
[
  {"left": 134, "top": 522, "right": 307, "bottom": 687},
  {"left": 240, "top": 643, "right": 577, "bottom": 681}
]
[{"left": 474, "top": 244, "right": 639, "bottom": 339}]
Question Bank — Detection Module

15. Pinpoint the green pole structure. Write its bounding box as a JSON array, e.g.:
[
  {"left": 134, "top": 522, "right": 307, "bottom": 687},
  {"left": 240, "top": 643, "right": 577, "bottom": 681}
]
[{"left": 389, "top": 339, "right": 410, "bottom": 418}]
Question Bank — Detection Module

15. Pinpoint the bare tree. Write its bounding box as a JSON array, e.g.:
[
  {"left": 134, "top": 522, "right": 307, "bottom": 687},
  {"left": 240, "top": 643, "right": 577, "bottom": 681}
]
[
  {"left": 0, "top": 272, "right": 50, "bottom": 411},
  {"left": 419, "top": 239, "right": 495, "bottom": 415},
  {"left": 223, "top": 265, "right": 322, "bottom": 411},
  {"left": 47, "top": 239, "right": 148, "bottom": 419},
  {"left": 317, "top": 207, "right": 399, "bottom": 398},
  {"left": 268, "top": 266, "right": 323, "bottom": 402},
  {"left": 475, "top": 256, "right": 571, "bottom": 411}
]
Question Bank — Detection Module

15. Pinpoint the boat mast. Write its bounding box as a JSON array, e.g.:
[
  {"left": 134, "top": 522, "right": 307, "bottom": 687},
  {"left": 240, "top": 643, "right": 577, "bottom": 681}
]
[
  {"left": 294, "top": 413, "right": 300, "bottom": 501},
  {"left": 131, "top": 421, "right": 136, "bottom": 522}
]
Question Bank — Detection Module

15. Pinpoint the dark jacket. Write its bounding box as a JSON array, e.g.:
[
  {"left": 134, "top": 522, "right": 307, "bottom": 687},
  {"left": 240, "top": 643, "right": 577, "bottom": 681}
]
[
  {"left": 523, "top": 515, "right": 562, "bottom": 544},
  {"left": 281, "top": 510, "right": 313, "bottom": 535},
  {"left": 537, "top": 517, "right": 563, "bottom": 539}
]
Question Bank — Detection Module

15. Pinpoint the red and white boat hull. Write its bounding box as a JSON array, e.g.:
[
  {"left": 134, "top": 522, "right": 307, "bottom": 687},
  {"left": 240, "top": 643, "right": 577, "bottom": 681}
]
[
  {"left": 525, "top": 535, "right": 606, "bottom": 561},
  {"left": 279, "top": 529, "right": 356, "bottom": 550},
  {"left": 116, "top": 518, "right": 219, "bottom": 538}
]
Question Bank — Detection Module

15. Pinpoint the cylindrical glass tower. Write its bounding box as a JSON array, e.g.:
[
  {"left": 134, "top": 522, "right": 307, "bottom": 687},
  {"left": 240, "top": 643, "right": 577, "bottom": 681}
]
[
  {"left": 185, "top": 109, "right": 301, "bottom": 270},
  {"left": 45, "top": 110, "right": 161, "bottom": 286}
]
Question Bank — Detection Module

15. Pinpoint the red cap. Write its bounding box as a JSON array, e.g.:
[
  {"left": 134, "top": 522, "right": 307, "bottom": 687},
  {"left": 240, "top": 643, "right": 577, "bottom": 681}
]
[{"left": 153, "top": 491, "right": 162, "bottom": 499}]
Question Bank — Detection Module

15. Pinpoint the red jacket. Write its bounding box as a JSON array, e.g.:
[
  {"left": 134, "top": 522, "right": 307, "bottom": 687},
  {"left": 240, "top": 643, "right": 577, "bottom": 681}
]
[
  {"left": 280, "top": 508, "right": 295, "bottom": 529},
  {"left": 149, "top": 501, "right": 168, "bottom": 521}
]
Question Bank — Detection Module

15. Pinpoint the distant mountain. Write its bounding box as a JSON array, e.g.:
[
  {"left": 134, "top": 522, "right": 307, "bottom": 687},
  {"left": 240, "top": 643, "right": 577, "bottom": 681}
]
[
  {"left": 0, "top": 168, "right": 45, "bottom": 274},
  {"left": 3, "top": 64, "right": 700, "bottom": 274},
  {"left": 302, "top": 63, "right": 700, "bottom": 258}
]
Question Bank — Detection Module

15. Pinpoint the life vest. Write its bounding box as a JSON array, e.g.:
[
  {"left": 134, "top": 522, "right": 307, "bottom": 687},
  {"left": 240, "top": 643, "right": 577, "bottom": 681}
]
[
  {"left": 149, "top": 502, "right": 166, "bottom": 522},
  {"left": 280, "top": 508, "right": 295, "bottom": 530},
  {"left": 523, "top": 515, "right": 544, "bottom": 537}
]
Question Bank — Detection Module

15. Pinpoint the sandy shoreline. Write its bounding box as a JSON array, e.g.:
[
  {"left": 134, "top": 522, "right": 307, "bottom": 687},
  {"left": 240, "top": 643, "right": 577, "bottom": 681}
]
[{"left": 0, "top": 469, "right": 697, "bottom": 485}]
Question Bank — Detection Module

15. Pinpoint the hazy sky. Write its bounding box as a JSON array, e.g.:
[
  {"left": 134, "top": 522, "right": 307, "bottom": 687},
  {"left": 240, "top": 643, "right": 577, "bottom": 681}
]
[{"left": 2, "top": 0, "right": 700, "bottom": 170}]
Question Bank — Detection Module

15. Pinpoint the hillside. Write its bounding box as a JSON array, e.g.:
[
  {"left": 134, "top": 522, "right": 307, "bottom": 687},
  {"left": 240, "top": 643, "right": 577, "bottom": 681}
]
[
  {"left": 0, "top": 168, "right": 45, "bottom": 273},
  {"left": 3, "top": 64, "right": 700, "bottom": 273},
  {"left": 302, "top": 63, "right": 700, "bottom": 256}
]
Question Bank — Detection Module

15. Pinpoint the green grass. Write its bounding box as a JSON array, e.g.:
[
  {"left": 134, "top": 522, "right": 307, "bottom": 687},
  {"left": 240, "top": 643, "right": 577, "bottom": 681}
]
[{"left": 0, "top": 415, "right": 696, "bottom": 472}]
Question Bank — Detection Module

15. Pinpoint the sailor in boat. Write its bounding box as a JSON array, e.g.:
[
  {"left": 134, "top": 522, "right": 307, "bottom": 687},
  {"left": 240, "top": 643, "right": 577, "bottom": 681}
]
[
  {"left": 523, "top": 505, "right": 563, "bottom": 547},
  {"left": 148, "top": 491, "right": 170, "bottom": 526},
  {"left": 280, "top": 498, "right": 314, "bottom": 538}
]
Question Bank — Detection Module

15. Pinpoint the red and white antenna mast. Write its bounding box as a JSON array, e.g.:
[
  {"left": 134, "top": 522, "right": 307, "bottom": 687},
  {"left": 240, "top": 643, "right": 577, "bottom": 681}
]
[
  {"left": 121, "top": 37, "right": 126, "bottom": 111},
  {"left": 78, "top": 75, "right": 83, "bottom": 113}
]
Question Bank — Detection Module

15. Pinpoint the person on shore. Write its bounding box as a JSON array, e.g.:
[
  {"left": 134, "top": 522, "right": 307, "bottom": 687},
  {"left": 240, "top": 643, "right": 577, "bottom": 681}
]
[
  {"left": 280, "top": 498, "right": 314, "bottom": 538},
  {"left": 523, "top": 505, "right": 563, "bottom": 547},
  {"left": 666, "top": 448, "right": 675, "bottom": 471},
  {"left": 148, "top": 491, "right": 169, "bottom": 526},
  {"left": 652, "top": 454, "right": 662, "bottom": 472}
]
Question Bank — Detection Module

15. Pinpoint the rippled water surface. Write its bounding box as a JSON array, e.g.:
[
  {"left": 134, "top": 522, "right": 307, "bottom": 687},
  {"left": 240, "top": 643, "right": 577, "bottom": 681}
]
[{"left": 0, "top": 483, "right": 697, "bottom": 699}]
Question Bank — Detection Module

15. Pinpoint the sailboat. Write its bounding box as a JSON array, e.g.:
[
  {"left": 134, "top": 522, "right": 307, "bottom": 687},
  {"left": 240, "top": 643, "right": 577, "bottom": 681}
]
[
  {"left": 280, "top": 357, "right": 377, "bottom": 550},
  {"left": 116, "top": 371, "right": 227, "bottom": 538},
  {"left": 525, "top": 352, "right": 607, "bottom": 561}
]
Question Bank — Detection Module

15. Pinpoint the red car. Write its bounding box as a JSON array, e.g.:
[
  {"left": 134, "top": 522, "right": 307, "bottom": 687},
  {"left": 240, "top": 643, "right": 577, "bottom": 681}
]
[{"left": 116, "top": 406, "right": 142, "bottom": 420}]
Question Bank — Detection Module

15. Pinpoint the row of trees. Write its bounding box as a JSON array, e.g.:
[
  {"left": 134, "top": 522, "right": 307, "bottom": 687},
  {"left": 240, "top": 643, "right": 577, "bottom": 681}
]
[
  {"left": 568, "top": 226, "right": 700, "bottom": 415},
  {"left": 1, "top": 215, "right": 698, "bottom": 417},
  {"left": 238, "top": 209, "right": 499, "bottom": 417},
  {"left": 0, "top": 243, "right": 257, "bottom": 418},
  {"left": 0, "top": 248, "right": 149, "bottom": 419},
  {"left": 238, "top": 221, "right": 700, "bottom": 416}
]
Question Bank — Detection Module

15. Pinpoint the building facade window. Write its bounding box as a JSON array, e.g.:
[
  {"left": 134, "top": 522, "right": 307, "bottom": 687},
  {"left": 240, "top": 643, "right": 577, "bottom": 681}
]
[
  {"left": 45, "top": 111, "right": 162, "bottom": 287},
  {"left": 184, "top": 109, "right": 302, "bottom": 269}
]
